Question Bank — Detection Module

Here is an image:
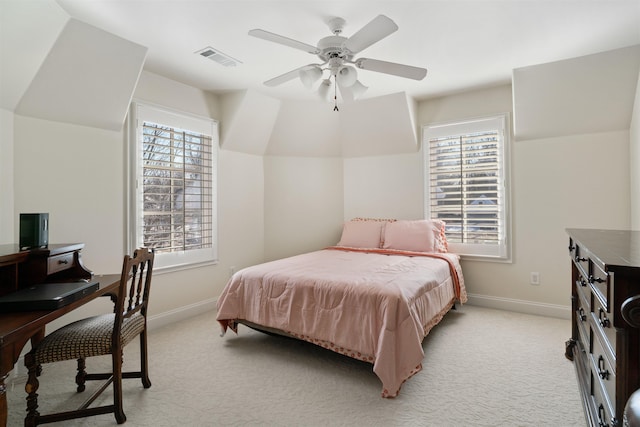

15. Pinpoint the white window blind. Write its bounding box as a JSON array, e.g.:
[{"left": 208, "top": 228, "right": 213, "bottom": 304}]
[
  {"left": 423, "top": 115, "right": 510, "bottom": 260},
  {"left": 130, "top": 103, "right": 218, "bottom": 270}
]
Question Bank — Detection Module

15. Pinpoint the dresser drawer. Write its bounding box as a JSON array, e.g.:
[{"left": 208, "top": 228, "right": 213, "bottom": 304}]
[
  {"left": 576, "top": 276, "right": 591, "bottom": 313},
  {"left": 589, "top": 261, "right": 609, "bottom": 312},
  {"left": 576, "top": 285, "right": 591, "bottom": 350},
  {"left": 573, "top": 243, "right": 590, "bottom": 279},
  {"left": 47, "top": 252, "right": 74, "bottom": 275},
  {"left": 592, "top": 295, "right": 616, "bottom": 358},
  {"left": 591, "top": 372, "right": 616, "bottom": 427},
  {"left": 591, "top": 329, "right": 616, "bottom": 415}
]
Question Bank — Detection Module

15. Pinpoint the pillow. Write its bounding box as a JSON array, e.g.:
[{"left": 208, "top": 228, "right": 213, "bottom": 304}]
[
  {"left": 337, "top": 220, "right": 385, "bottom": 249},
  {"left": 383, "top": 219, "right": 448, "bottom": 253},
  {"left": 431, "top": 219, "right": 448, "bottom": 253}
]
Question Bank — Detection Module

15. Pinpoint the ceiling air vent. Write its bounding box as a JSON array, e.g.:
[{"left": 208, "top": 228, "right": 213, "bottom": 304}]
[{"left": 195, "top": 46, "right": 241, "bottom": 67}]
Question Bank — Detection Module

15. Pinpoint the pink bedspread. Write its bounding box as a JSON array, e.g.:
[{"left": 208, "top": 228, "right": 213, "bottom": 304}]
[{"left": 216, "top": 247, "right": 466, "bottom": 397}]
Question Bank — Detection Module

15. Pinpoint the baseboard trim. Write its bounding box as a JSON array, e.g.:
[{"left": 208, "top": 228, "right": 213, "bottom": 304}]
[
  {"left": 146, "top": 294, "right": 571, "bottom": 331},
  {"left": 147, "top": 297, "right": 217, "bottom": 331},
  {"left": 465, "top": 293, "right": 571, "bottom": 319}
]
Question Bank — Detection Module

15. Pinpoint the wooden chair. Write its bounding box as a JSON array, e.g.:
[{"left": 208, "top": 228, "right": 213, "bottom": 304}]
[{"left": 24, "top": 247, "right": 155, "bottom": 426}]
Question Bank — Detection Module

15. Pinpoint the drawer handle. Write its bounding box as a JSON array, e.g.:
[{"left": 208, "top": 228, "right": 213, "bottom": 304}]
[
  {"left": 575, "top": 256, "right": 587, "bottom": 262},
  {"left": 597, "top": 404, "right": 609, "bottom": 427},
  {"left": 58, "top": 259, "right": 69, "bottom": 265},
  {"left": 598, "top": 308, "right": 610, "bottom": 328},
  {"left": 589, "top": 275, "right": 605, "bottom": 284},
  {"left": 579, "top": 278, "right": 587, "bottom": 287},
  {"left": 568, "top": 244, "right": 575, "bottom": 252},
  {"left": 578, "top": 307, "right": 587, "bottom": 322},
  {"left": 597, "top": 355, "right": 610, "bottom": 380}
]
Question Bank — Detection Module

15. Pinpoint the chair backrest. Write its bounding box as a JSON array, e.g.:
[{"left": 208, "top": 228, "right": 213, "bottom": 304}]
[{"left": 113, "top": 248, "right": 154, "bottom": 347}]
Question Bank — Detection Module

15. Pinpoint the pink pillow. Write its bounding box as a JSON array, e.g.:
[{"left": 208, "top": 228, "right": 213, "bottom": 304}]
[
  {"left": 337, "top": 221, "right": 385, "bottom": 248},
  {"left": 431, "top": 219, "right": 448, "bottom": 253},
  {"left": 383, "top": 220, "right": 441, "bottom": 252}
]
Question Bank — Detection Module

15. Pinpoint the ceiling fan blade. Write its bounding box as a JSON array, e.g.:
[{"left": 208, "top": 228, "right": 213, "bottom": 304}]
[
  {"left": 355, "top": 58, "right": 427, "bottom": 80},
  {"left": 248, "top": 29, "right": 319, "bottom": 54},
  {"left": 263, "top": 65, "right": 319, "bottom": 87},
  {"left": 344, "top": 15, "right": 398, "bottom": 54}
]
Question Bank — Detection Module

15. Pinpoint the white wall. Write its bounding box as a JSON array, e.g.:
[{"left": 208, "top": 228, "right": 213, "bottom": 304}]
[
  {"left": 489, "top": 130, "right": 628, "bottom": 310},
  {"left": 13, "top": 116, "right": 125, "bottom": 273},
  {"left": 343, "top": 153, "right": 423, "bottom": 221},
  {"left": 0, "top": 108, "right": 14, "bottom": 244},
  {"left": 631, "top": 71, "right": 640, "bottom": 230},
  {"left": 264, "top": 156, "right": 344, "bottom": 261}
]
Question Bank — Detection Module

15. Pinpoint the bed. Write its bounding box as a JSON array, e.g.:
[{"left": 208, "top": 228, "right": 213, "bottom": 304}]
[{"left": 216, "top": 218, "right": 467, "bottom": 398}]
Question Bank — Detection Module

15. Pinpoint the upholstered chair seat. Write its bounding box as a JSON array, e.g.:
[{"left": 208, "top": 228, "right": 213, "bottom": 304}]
[{"left": 31, "top": 313, "right": 145, "bottom": 365}]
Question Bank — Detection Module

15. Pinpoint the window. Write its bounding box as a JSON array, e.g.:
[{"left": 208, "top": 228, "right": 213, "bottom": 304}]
[
  {"left": 423, "top": 114, "right": 510, "bottom": 260},
  {"left": 128, "top": 102, "right": 218, "bottom": 270}
]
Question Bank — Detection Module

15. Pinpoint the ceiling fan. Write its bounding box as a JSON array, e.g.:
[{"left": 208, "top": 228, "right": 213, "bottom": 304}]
[{"left": 248, "top": 15, "right": 427, "bottom": 109}]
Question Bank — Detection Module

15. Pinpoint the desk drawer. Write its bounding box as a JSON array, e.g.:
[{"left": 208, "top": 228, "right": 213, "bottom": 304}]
[{"left": 47, "top": 252, "right": 74, "bottom": 275}]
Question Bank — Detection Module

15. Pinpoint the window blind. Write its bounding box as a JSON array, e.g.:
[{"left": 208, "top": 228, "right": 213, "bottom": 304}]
[
  {"left": 423, "top": 114, "right": 509, "bottom": 260},
  {"left": 141, "top": 122, "right": 213, "bottom": 254},
  {"left": 427, "top": 131, "right": 502, "bottom": 244}
]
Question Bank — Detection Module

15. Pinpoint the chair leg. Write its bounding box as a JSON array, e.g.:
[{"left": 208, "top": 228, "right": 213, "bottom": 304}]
[
  {"left": 139, "top": 331, "right": 151, "bottom": 388},
  {"left": 76, "top": 358, "right": 87, "bottom": 392},
  {"left": 24, "top": 353, "right": 40, "bottom": 426},
  {"left": 112, "top": 349, "right": 126, "bottom": 424}
]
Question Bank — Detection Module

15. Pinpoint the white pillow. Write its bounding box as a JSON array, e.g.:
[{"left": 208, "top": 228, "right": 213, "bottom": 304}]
[
  {"left": 337, "top": 221, "right": 385, "bottom": 248},
  {"left": 382, "top": 220, "right": 437, "bottom": 252}
]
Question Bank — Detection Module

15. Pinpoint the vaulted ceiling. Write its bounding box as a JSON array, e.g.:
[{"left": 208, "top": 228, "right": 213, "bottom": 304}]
[
  {"left": 4, "top": 0, "right": 639, "bottom": 107},
  {"left": 1, "top": 0, "right": 639, "bottom": 154}
]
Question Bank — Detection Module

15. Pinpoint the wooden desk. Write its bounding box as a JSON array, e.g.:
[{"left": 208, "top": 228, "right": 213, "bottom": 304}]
[
  {"left": 0, "top": 274, "right": 121, "bottom": 427},
  {"left": 0, "top": 243, "right": 92, "bottom": 297}
]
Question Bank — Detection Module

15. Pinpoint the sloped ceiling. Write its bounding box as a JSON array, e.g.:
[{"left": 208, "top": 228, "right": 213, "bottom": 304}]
[
  {"left": 15, "top": 18, "right": 147, "bottom": 131},
  {"left": 339, "top": 93, "right": 418, "bottom": 157},
  {"left": 513, "top": 44, "right": 640, "bottom": 141},
  {"left": 221, "top": 91, "right": 418, "bottom": 157},
  {"left": 266, "top": 100, "right": 343, "bottom": 157},
  {"left": 0, "top": 0, "right": 68, "bottom": 112},
  {"left": 220, "top": 90, "right": 281, "bottom": 155}
]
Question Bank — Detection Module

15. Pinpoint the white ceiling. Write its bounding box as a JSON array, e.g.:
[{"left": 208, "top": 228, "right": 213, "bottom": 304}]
[{"left": 52, "top": 0, "right": 640, "bottom": 102}]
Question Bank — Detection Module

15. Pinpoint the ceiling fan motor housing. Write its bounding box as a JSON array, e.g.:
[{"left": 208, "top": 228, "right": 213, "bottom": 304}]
[{"left": 317, "top": 35, "right": 353, "bottom": 62}]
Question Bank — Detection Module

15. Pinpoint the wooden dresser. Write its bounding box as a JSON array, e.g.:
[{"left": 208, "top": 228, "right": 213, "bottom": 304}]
[{"left": 566, "top": 229, "right": 640, "bottom": 427}]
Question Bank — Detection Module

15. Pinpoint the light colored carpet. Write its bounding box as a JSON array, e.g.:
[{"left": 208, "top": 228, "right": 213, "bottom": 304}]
[{"left": 6, "top": 304, "right": 585, "bottom": 426}]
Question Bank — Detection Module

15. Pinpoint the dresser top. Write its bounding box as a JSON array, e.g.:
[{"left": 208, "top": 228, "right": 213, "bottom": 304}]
[{"left": 566, "top": 228, "right": 640, "bottom": 270}]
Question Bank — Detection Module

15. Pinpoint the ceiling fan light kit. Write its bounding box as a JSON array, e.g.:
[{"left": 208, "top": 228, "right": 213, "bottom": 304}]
[
  {"left": 249, "top": 14, "right": 427, "bottom": 110},
  {"left": 337, "top": 66, "right": 357, "bottom": 87},
  {"left": 299, "top": 66, "right": 323, "bottom": 89}
]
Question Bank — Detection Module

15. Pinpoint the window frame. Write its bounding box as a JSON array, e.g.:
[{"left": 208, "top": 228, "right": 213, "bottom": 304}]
[
  {"left": 127, "top": 101, "right": 219, "bottom": 272},
  {"left": 422, "top": 113, "right": 511, "bottom": 261}
]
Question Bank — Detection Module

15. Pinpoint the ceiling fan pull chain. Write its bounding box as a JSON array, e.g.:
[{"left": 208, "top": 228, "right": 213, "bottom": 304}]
[{"left": 333, "top": 79, "right": 339, "bottom": 111}]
